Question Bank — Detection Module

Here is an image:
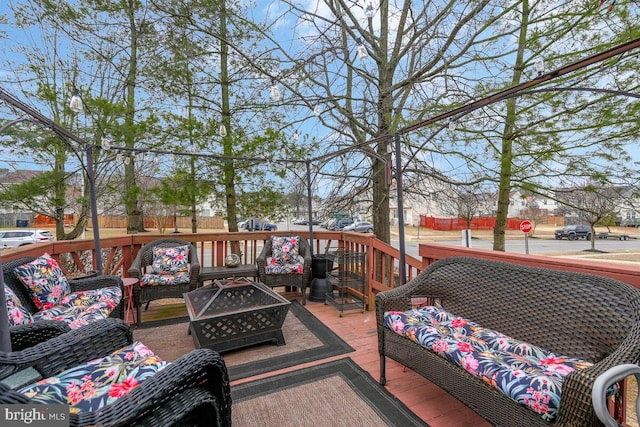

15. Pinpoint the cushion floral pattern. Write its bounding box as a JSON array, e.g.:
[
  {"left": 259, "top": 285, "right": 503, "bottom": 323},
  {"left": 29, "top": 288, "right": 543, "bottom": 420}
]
[
  {"left": 384, "top": 306, "right": 593, "bottom": 422},
  {"left": 14, "top": 253, "right": 71, "bottom": 311},
  {"left": 32, "top": 286, "right": 122, "bottom": 329},
  {"left": 20, "top": 341, "right": 168, "bottom": 413},
  {"left": 264, "top": 256, "right": 304, "bottom": 275},
  {"left": 4, "top": 284, "right": 33, "bottom": 326},
  {"left": 139, "top": 271, "right": 191, "bottom": 287},
  {"left": 270, "top": 236, "right": 300, "bottom": 263},
  {"left": 151, "top": 245, "right": 189, "bottom": 275}
]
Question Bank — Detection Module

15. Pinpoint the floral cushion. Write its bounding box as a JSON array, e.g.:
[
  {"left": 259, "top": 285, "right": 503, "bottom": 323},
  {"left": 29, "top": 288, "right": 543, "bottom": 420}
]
[
  {"left": 14, "top": 253, "right": 71, "bottom": 311},
  {"left": 32, "top": 286, "right": 122, "bottom": 329},
  {"left": 384, "top": 306, "right": 593, "bottom": 422},
  {"left": 20, "top": 341, "right": 168, "bottom": 414},
  {"left": 264, "top": 256, "right": 304, "bottom": 274},
  {"left": 139, "top": 271, "right": 191, "bottom": 287},
  {"left": 270, "top": 236, "right": 300, "bottom": 264},
  {"left": 151, "top": 245, "right": 190, "bottom": 275},
  {"left": 4, "top": 284, "right": 33, "bottom": 326}
]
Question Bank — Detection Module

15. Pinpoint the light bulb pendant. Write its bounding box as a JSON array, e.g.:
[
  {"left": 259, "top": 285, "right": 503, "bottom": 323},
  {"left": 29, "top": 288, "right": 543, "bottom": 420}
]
[
  {"left": 219, "top": 124, "right": 227, "bottom": 137},
  {"left": 357, "top": 43, "right": 368, "bottom": 61},
  {"left": 293, "top": 130, "right": 299, "bottom": 142},
  {"left": 116, "top": 152, "right": 123, "bottom": 163},
  {"left": 101, "top": 135, "right": 112, "bottom": 150},
  {"left": 69, "top": 89, "right": 83, "bottom": 113},
  {"left": 270, "top": 82, "right": 281, "bottom": 101},
  {"left": 313, "top": 105, "right": 321, "bottom": 117}
]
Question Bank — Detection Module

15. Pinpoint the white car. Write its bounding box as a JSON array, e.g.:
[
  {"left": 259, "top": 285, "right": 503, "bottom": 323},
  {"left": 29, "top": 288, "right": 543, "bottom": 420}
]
[{"left": 0, "top": 228, "right": 54, "bottom": 249}]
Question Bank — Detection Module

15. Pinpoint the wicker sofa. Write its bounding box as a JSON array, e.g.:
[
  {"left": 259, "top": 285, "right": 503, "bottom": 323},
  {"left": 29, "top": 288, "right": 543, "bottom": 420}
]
[
  {"left": 2, "top": 256, "right": 124, "bottom": 350},
  {"left": 376, "top": 256, "right": 640, "bottom": 427}
]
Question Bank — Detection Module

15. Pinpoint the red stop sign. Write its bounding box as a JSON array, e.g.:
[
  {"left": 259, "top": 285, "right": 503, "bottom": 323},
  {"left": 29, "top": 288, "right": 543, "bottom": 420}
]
[{"left": 520, "top": 220, "right": 533, "bottom": 233}]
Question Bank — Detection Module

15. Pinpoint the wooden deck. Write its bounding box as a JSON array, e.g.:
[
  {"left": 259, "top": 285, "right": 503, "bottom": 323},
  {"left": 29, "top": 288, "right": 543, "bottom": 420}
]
[
  {"left": 139, "top": 295, "right": 489, "bottom": 426},
  {"left": 266, "top": 297, "right": 492, "bottom": 427},
  {"left": 140, "top": 294, "right": 638, "bottom": 426}
]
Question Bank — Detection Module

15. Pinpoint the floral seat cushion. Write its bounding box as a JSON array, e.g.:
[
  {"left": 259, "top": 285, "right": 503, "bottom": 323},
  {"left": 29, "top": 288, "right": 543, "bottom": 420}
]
[
  {"left": 14, "top": 253, "right": 71, "bottom": 311},
  {"left": 264, "top": 256, "right": 304, "bottom": 275},
  {"left": 19, "top": 341, "right": 168, "bottom": 414},
  {"left": 139, "top": 271, "right": 191, "bottom": 287},
  {"left": 3, "top": 284, "right": 34, "bottom": 326},
  {"left": 31, "top": 286, "right": 122, "bottom": 329},
  {"left": 384, "top": 306, "right": 593, "bottom": 422}
]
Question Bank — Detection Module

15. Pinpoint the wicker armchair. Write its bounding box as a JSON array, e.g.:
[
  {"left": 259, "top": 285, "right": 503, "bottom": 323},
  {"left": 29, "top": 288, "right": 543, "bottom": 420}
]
[
  {"left": 127, "top": 238, "right": 200, "bottom": 325},
  {"left": 256, "top": 235, "right": 312, "bottom": 304},
  {"left": 0, "top": 318, "right": 231, "bottom": 427},
  {"left": 2, "top": 256, "right": 125, "bottom": 350}
]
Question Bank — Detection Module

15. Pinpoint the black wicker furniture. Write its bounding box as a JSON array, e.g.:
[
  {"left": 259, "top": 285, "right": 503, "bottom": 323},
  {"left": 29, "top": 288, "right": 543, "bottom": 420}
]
[
  {"left": 2, "top": 256, "right": 125, "bottom": 351},
  {"left": 0, "top": 318, "right": 231, "bottom": 427},
  {"left": 256, "top": 235, "right": 312, "bottom": 304},
  {"left": 127, "top": 238, "right": 200, "bottom": 325},
  {"left": 376, "top": 256, "right": 640, "bottom": 427}
]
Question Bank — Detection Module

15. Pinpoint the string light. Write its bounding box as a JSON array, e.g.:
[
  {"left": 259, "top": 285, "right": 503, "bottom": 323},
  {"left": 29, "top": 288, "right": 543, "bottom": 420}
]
[
  {"left": 364, "top": 1, "right": 375, "bottom": 18},
  {"left": 270, "top": 79, "right": 281, "bottom": 101},
  {"left": 69, "top": 88, "right": 83, "bottom": 113},
  {"left": 101, "top": 134, "right": 112, "bottom": 150},
  {"left": 293, "top": 130, "right": 299, "bottom": 143},
  {"left": 313, "top": 104, "right": 321, "bottom": 117},
  {"left": 219, "top": 124, "right": 227, "bottom": 137},
  {"left": 535, "top": 60, "right": 545, "bottom": 77},
  {"left": 357, "top": 39, "right": 368, "bottom": 61}
]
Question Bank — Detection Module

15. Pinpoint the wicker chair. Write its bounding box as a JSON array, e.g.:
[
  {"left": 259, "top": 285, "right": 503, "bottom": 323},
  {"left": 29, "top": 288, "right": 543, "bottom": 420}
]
[
  {"left": 0, "top": 318, "right": 231, "bottom": 427},
  {"left": 2, "top": 256, "right": 125, "bottom": 351},
  {"left": 127, "top": 238, "right": 200, "bottom": 325},
  {"left": 256, "top": 235, "right": 312, "bottom": 304}
]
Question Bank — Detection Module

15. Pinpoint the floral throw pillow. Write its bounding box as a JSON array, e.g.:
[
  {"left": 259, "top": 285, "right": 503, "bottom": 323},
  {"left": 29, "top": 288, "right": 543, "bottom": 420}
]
[
  {"left": 271, "top": 236, "right": 300, "bottom": 264},
  {"left": 151, "top": 245, "right": 190, "bottom": 275},
  {"left": 4, "top": 284, "right": 33, "bottom": 326},
  {"left": 14, "top": 253, "right": 71, "bottom": 311}
]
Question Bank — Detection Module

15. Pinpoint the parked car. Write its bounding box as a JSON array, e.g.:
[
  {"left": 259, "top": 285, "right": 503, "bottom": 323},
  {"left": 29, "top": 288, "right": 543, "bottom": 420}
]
[
  {"left": 0, "top": 228, "right": 54, "bottom": 249},
  {"left": 331, "top": 218, "right": 354, "bottom": 230},
  {"left": 244, "top": 219, "right": 278, "bottom": 231},
  {"left": 554, "top": 225, "right": 591, "bottom": 240},
  {"left": 343, "top": 221, "right": 374, "bottom": 233}
]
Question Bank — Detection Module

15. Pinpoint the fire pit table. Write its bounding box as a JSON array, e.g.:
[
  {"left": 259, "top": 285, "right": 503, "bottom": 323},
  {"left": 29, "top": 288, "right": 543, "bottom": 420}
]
[{"left": 184, "top": 277, "right": 291, "bottom": 352}]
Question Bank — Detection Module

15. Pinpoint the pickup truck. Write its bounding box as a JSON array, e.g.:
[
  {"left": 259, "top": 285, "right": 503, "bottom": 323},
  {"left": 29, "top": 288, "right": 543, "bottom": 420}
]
[{"left": 554, "top": 225, "right": 592, "bottom": 240}]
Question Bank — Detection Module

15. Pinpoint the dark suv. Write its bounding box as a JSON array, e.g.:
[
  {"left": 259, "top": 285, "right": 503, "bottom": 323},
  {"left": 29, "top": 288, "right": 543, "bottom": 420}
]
[{"left": 554, "top": 225, "right": 591, "bottom": 240}]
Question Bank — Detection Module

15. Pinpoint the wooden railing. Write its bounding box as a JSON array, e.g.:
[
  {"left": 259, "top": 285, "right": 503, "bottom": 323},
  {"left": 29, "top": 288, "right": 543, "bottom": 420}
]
[{"left": 0, "top": 230, "right": 422, "bottom": 310}]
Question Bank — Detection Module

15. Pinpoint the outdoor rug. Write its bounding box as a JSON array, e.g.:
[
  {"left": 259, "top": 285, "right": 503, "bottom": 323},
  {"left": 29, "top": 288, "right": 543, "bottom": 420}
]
[
  {"left": 231, "top": 357, "right": 428, "bottom": 427},
  {"left": 133, "top": 300, "right": 354, "bottom": 381}
]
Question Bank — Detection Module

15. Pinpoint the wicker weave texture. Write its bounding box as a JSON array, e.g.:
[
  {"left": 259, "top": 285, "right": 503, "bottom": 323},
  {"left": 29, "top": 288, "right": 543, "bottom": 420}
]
[
  {"left": 256, "top": 235, "right": 312, "bottom": 304},
  {"left": 376, "top": 256, "right": 640, "bottom": 426},
  {"left": 0, "top": 319, "right": 231, "bottom": 427},
  {"left": 2, "top": 256, "right": 125, "bottom": 349}
]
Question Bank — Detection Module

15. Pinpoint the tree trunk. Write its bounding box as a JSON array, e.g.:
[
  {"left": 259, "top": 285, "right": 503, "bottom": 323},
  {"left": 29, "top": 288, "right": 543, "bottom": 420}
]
[{"left": 493, "top": 0, "right": 529, "bottom": 251}]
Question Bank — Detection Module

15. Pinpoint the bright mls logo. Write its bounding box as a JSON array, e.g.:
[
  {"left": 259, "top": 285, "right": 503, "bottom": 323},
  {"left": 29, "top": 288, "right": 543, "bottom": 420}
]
[{"left": 1, "top": 405, "right": 68, "bottom": 426}]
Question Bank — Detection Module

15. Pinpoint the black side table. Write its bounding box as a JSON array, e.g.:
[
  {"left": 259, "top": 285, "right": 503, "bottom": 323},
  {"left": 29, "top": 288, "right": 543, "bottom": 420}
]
[{"left": 197, "top": 264, "right": 259, "bottom": 287}]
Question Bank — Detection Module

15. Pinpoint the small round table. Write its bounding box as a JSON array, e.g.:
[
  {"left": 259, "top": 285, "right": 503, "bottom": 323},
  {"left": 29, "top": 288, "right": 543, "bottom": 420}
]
[{"left": 122, "top": 278, "right": 138, "bottom": 326}]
